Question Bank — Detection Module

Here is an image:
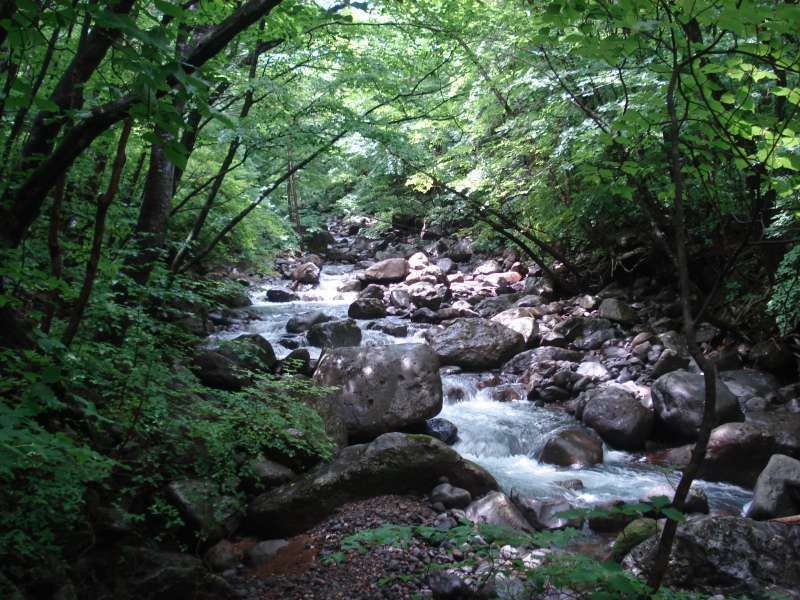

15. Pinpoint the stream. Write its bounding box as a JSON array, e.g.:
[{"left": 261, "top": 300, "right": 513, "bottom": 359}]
[{"left": 220, "top": 263, "right": 752, "bottom": 515}]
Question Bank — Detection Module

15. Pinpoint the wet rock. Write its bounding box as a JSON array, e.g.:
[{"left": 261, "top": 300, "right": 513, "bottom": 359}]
[
  {"left": 411, "top": 307, "right": 440, "bottom": 323},
  {"left": 651, "top": 370, "right": 743, "bottom": 440},
  {"left": 431, "top": 483, "right": 472, "bottom": 509},
  {"left": 473, "top": 294, "right": 519, "bottom": 317},
  {"left": 204, "top": 540, "right": 243, "bottom": 572},
  {"left": 357, "top": 283, "right": 385, "bottom": 300},
  {"left": 490, "top": 308, "right": 540, "bottom": 346},
  {"left": 599, "top": 298, "right": 638, "bottom": 324},
  {"left": 266, "top": 288, "right": 299, "bottom": 302},
  {"left": 245, "top": 539, "right": 289, "bottom": 567},
  {"left": 746, "top": 454, "right": 800, "bottom": 520},
  {"left": 431, "top": 318, "right": 525, "bottom": 370},
  {"left": 248, "top": 433, "right": 498, "bottom": 537},
  {"left": 576, "top": 361, "right": 610, "bottom": 380},
  {"left": 367, "top": 321, "right": 408, "bottom": 337},
  {"left": 307, "top": 318, "right": 362, "bottom": 348},
  {"left": 651, "top": 348, "right": 690, "bottom": 378},
  {"left": 539, "top": 427, "right": 603, "bottom": 468},
  {"left": 581, "top": 386, "right": 654, "bottom": 450},
  {"left": 428, "top": 572, "right": 471, "bottom": 599},
  {"left": 165, "top": 479, "right": 240, "bottom": 543},
  {"left": 611, "top": 518, "right": 658, "bottom": 562},
  {"left": 286, "top": 310, "right": 332, "bottom": 333},
  {"left": 420, "top": 417, "right": 459, "bottom": 445},
  {"left": 650, "top": 422, "right": 774, "bottom": 488},
  {"left": 466, "top": 491, "right": 532, "bottom": 532},
  {"left": 623, "top": 516, "right": 800, "bottom": 598},
  {"left": 362, "top": 258, "right": 410, "bottom": 283},
  {"left": 347, "top": 298, "right": 387, "bottom": 319},
  {"left": 291, "top": 262, "right": 320, "bottom": 284},
  {"left": 555, "top": 478, "right": 584, "bottom": 491},
  {"left": 313, "top": 344, "right": 442, "bottom": 440},
  {"left": 488, "top": 383, "right": 525, "bottom": 402}
]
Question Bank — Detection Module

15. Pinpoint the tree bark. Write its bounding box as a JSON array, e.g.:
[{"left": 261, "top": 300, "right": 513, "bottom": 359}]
[{"left": 62, "top": 121, "right": 132, "bottom": 346}]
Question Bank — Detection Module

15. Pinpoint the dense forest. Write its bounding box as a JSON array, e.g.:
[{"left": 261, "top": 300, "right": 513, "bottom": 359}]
[{"left": 1, "top": 0, "right": 800, "bottom": 598}]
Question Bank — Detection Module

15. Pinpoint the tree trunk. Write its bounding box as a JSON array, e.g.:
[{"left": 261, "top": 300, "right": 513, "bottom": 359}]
[{"left": 62, "top": 121, "right": 132, "bottom": 346}]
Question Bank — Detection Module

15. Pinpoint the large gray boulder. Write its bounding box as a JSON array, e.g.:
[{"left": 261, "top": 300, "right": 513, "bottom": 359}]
[
  {"left": 307, "top": 318, "right": 362, "bottom": 348},
  {"left": 539, "top": 427, "right": 603, "bottom": 468},
  {"left": 286, "top": 310, "right": 332, "bottom": 333},
  {"left": 430, "top": 318, "right": 525, "bottom": 370},
  {"left": 623, "top": 516, "right": 800, "bottom": 598},
  {"left": 649, "top": 422, "right": 774, "bottom": 488},
  {"left": 491, "top": 308, "right": 539, "bottom": 346},
  {"left": 347, "top": 297, "right": 387, "bottom": 319},
  {"left": 651, "top": 370, "right": 743, "bottom": 440},
  {"left": 720, "top": 369, "right": 781, "bottom": 408},
  {"left": 291, "top": 262, "right": 320, "bottom": 284},
  {"left": 581, "top": 386, "right": 654, "bottom": 450},
  {"left": 313, "top": 344, "right": 443, "bottom": 441},
  {"left": 247, "top": 433, "right": 498, "bottom": 537},
  {"left": 466, "top": 491, "right": 532, "bottom": 532},
  {"left": 746, "top": 454, "right": 800, "bottom": 520},
  {"left": 363, "top": 258, "right": 410, "bottom": 284},
  {"left": 191, "top": 334, "right": 277, "bottom": 391},
  {"left": 165, "top": 480, "right": 240, "bottom": 544},
  {"left": 746, "top": 411, "right": 800, "bottom": 456},
  {"left": 599, "top": 298, "right": 637, "bottom": 324},
  {"left": 502, "top": 347, "right": 584, "bottom": 376}
]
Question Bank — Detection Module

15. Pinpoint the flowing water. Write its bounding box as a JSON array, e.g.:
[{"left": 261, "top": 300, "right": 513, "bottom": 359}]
[{"left": 224, "top": 264, "right": 752, "bottom": 514}]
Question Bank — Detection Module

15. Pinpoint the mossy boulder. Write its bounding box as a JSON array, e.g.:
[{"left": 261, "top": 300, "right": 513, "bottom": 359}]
[{"left": 611, "top": 518, "right": 658, "bottom": 562}]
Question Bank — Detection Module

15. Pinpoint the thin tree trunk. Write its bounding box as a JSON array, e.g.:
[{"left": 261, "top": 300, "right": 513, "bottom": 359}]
[
  {"left": 62, "top": 121, "right": 132, "bottom": 346},
  {"left": 40, "top": 175, "right": 67, "bottom": 334}
]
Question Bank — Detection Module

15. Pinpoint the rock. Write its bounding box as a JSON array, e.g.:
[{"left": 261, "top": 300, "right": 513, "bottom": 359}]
[
  {"left": 431, "top": 483, "right": 472, "bottom": 509},
  {"left": 307, "top": 318, "right": 361, "bottom": 348},
  {"left": 651, "top": 349, "right": 690, "bottom": 378},
  {"left": 587, "top": 500, "right": 637, "bottom": 533},
  {"left": 357, "top": 283, "right": 386, "bottom": 300},
  {"left": 247, "top": 458, "right": 296, "bottom": 490},
  {"left": 437, "top": 258, "right": 456, "bottom": 274},
  {"left": 581, "top": 386, "right": 654, "bottom": 450},
  {"left": 313, "top": 344, "right": 442, "bottom": 440},
  {"left": 428, "top": 572, "right": 471, "bottom": 600},
  {"left": 164, "top": 479, "right": 240, "bottom": 543},
  {"left": 555, "top": 478, "right": 584, "bottom": 491},
  {"left": 491, "top": 308, "right": 540, "bottom": 346},
  {"left": 216, "top": 333, "right": 277, "bottom": 374},
  {"left": 474, "top": 259, "right": 503, "bottom": 275},
  {"left": 190, "top": 350, "right": 245, "bottom": 391},
  {"left": 510, "top": 492, "right": 579, "bottom": 530},
  {"left": 473, "top": 294, "right": 519, "bottom": 317},
  {"left": 408, "top": 252, "right": 429, "bottom": 269},
  {"left": 447, "top": 239, "right": 473, "bottom": 262},
  {"left": 611, "top": 518, "right": 658, "bottom": 562},
  {"left": 539, "top": 427, "right": 603, "bottom": 468},
  {"left": 367, "top": 321, "right": 408, "bottom": 337},
  {"left": 746, "top": 454, "right": 800, "bottom": 520},
  {"left": 430, "top": 318, "right": 525, "bottom": 370},
  {"left": 651, "top": 370, "right": 743, "bottom": 440},
  {"left": 204, "top": 540, "right": 243, "bottom": 572},
  {"left": 746, "top": 412, "right": 800, "bottom": 456},
  {"left": 111, "top": 546, "right": 232, "bottom": 600},
  {"left": 599, "top": 298, "right": 638, "bottom": 324},
  {"left": 248, "top": 433, "right": 498, "bottom": 536},
  {"left": 623, "top": 516, "right": 800, "bottom": 598},
  {"left": 291, "top": 262, "right": 320, "bottom": 284},
  {"left": 266, "top": 288, "right": 299, "bottom": 302},
  {"left": 720, "top": 369, "right": 781, "bottom": 408},
  {"left": 389, "top": 288, "right": 412, "bottom": 310},
  {"left": 650, "top": 422, "right": 775, "bottom": 488},
  {"left": 412, "top": 307, "right": 440, "bottom": 323},
  {"left": 466, "top": 491, "right": 532, "bottom": 532},
  {"left": 750, "top": 339, "right": 797, "bottom": 377},
  {"left": 408, "top": 282, "right": 448, "bottom": 310},
  {"left": 421, "top": 417, "right": 459, "bottom": 445},
  {"left": 347, "top": 298, "right": 387, "bottom": 319},
  {"left": 286, "top": 310, "right": 332, "bottom": 333},
  {"left": 280, "top": 348, "right": 312, "bottom": 376},
  {"left": 363, "top": 258, "right": 410, "bottom": 283},
  {"left": 640, "top": 484, "right": 709, "bottom": 514},
  {"left": 576, "top": 361, "right": 609, "bottom": 380},
  {"left": 245, "top": 539, "right": 289, "bottom": 567},
  {"left": 502, "top": 347, "right": 584, "bottom": 375}
]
